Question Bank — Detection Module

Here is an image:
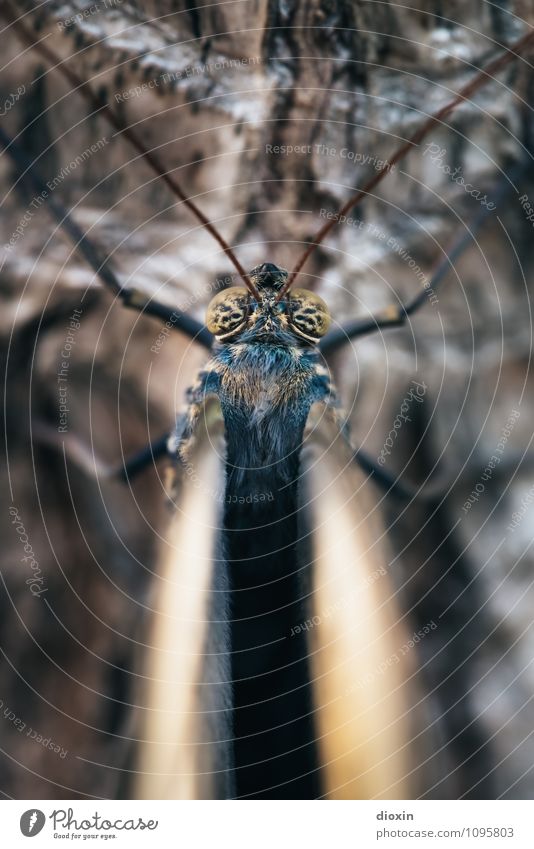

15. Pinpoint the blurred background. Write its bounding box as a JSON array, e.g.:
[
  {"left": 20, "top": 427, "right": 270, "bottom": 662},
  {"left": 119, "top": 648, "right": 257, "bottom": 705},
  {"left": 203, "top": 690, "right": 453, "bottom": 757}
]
[{"left": 1, "top": 0, "right": 534, "bottom": 798}]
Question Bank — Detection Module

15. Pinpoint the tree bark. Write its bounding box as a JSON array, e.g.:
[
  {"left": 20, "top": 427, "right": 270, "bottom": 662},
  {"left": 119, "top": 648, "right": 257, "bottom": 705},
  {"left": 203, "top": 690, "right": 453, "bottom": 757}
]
[{"left": 1, "top": 0, "right": 533, "bottom": 798}]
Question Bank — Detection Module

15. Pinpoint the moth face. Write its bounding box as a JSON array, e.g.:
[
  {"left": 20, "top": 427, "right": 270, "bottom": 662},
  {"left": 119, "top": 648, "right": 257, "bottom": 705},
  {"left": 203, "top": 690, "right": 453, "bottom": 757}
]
[{"left": 205, "top": 263, "right": 331, "bottom": 344}]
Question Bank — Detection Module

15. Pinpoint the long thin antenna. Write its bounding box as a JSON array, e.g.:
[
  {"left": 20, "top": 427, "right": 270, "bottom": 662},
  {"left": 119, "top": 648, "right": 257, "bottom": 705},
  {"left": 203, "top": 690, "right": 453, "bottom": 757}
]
[
  {"left": 1, "top": 1, "right": 261, "bottom": 300},
  {"left": 279, "top": 28, "right": 534, "bottom": 300}
]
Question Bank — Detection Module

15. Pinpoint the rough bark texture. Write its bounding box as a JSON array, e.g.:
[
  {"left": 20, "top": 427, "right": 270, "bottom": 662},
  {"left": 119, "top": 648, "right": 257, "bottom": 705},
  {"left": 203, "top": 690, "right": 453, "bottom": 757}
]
[{"left": 0, "top": 0, "right": 533, "bottom": 798}]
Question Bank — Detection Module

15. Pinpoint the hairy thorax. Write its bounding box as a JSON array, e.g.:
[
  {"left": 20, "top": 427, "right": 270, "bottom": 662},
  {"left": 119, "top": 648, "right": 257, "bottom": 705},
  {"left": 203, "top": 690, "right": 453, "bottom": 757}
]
[
  {"left": 211, "top": 339, "right": 333, "bottom": 480},
  {"left": 216, "top": 340, "right": 322, "bottom": 411}
]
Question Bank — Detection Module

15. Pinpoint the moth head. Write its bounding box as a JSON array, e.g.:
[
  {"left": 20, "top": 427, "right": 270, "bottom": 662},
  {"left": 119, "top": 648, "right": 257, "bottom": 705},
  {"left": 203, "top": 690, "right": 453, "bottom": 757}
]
[{"left": 205, "top": 263, "right": 331, "bottom": 344}]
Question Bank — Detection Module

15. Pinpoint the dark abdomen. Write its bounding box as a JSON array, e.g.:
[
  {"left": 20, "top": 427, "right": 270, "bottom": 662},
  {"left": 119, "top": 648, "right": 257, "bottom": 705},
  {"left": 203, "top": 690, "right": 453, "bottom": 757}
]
[{"left": 225, "top": 459, "right": 322, "bottom": 799}]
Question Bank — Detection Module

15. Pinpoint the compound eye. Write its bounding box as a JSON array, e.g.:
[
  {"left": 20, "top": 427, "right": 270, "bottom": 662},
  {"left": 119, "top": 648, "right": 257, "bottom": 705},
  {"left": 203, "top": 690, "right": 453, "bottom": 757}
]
[
  {"left": 205, "top": 287, "right": 250, "bottom": 339},
  {"left": 288, "top": 288, "right": 331, "bottom": 341}
]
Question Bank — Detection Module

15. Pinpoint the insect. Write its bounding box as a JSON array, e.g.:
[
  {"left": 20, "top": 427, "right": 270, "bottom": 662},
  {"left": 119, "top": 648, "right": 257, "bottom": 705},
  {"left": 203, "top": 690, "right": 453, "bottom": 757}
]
[{"left": 2, "top": 3, "right": 533, "bottom": 801}]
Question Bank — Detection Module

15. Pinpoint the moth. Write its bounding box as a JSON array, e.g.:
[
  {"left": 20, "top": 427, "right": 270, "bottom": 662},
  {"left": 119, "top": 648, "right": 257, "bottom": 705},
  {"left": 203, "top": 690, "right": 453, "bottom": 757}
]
[{"left": 2, "top": 4, "right": 533, "bottom": 801}]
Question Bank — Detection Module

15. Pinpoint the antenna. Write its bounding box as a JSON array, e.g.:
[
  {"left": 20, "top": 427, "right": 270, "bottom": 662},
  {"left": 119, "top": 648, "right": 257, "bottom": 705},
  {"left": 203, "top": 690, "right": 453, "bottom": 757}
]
[
  {"left": 1, "top": 1, "right": 261, "bottom": 300},
  {"left": 277, "top": 28, "right": 534, "bottom": 301}
]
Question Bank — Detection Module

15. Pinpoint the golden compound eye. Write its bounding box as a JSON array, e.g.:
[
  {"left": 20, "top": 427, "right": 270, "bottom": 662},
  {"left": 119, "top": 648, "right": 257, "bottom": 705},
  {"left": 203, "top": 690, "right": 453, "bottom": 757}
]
[
  {"left": 205, "top": 287, "right": 250, "bottom": 339},
  {"left": 288, "top": 288, "right": 331, "bottom": 341}
]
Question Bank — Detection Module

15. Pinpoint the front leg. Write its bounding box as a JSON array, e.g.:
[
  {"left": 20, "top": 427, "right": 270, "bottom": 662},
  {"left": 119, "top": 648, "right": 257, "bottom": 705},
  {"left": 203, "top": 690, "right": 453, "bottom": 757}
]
[
  {"left": 120, "top": 288, "right": 213, "bottom": 349},
  {"left": 319, "top": 161, "right": 525, "bottom": 356},
  {"left": 0, "top": 127, "right": 213, "bottom": 349}
]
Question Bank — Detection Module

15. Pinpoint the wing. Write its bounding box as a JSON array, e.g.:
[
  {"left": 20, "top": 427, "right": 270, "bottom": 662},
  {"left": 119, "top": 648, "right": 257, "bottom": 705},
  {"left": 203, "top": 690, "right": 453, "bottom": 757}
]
[
  {"left": 299, "top": 403, "right": 427, "bottom": 799},
  {"left": 132, "top": 396, "right": 232, "bottom": 800}
]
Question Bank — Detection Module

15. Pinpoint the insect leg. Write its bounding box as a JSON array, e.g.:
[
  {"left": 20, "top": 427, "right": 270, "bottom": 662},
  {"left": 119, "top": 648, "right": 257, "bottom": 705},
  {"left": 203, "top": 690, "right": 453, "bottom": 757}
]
[
  {"left": 116, "top": 433, "right": 171, "bottom": 481},
  {"left": 120, "top": 290, "right": 213, "bottom": 349},
  {"left": 33, "top": 363, "right": 217, "bottom": 481},
  {"left": 354, "top": 444, "right": 534, "bottom": 506},
  {"left": 0, "top": 128, "right": 213, "bottom": 349},
  {"left": 318, "top": 224, "right": 467, "bottom": 354},
  {"left": 33, "top": 421, "right": 171, "bottom": 482},
  {"left": 319, "top": 161, "right": 527, "bottom": 355},
  {"left": 353, "top": 448, "right": 443, "bottom": 502}
]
